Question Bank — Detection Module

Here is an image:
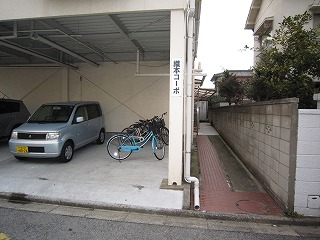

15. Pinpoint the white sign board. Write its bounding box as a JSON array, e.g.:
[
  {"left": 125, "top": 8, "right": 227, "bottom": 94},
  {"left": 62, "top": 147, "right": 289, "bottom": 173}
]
[{"left": 171, "top": 58, "right": 183, "bottom": 97}]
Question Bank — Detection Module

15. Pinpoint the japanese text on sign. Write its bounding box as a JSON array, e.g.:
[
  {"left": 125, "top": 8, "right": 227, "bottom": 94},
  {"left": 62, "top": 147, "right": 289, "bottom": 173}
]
[{"left": 171, "top": 58, "right": 183, "bottom": 96}]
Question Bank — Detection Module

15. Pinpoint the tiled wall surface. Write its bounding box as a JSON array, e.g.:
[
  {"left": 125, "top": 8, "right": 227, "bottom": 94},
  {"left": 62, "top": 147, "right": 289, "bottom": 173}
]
[
  {"left": 208, "top": 98, "right": 299, "bottom": 212},
  {"left": 295, "top": 110, "right": 320, "bottom": 217}
]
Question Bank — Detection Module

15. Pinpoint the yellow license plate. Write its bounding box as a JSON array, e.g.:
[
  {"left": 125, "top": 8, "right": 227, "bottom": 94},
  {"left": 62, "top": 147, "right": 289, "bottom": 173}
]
[{"left": 16, "top": 146, "right": 28, "bottom": 153}]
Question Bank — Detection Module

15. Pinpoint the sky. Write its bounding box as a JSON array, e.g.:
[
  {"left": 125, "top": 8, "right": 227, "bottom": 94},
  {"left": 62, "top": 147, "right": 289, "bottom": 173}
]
[{"left": 196, "top": 0, "right": 254, "bottom": 88}]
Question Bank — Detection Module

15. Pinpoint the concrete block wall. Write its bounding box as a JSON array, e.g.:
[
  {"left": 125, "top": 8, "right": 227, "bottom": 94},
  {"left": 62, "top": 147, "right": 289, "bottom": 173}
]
[
  {"left": 295, "top": 110, "right": 320, "bottom": 217},
  {"left": 208, "top": 98, "right": 299, "bottom": 212}
]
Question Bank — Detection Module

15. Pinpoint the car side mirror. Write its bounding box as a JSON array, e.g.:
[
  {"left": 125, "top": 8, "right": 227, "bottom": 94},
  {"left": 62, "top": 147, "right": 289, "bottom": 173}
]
[{"left": 76, "top": 116, "right": 84, "bottom": 123}]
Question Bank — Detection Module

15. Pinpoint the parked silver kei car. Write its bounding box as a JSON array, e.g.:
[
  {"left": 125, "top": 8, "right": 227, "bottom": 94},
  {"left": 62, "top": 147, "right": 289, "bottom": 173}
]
[{"left": 9, "top": 101, "right": 106, "bottom": 162}]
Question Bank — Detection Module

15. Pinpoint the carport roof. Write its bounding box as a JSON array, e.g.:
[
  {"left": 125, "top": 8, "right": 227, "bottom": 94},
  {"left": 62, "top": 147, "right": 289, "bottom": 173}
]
[
  {"left": 0, "top": 11, "right": 174, "bottom": 69},
  {"left": 194, "top": 87, "right": 215, "bottom": 101},
  {"left": 194, "top": 78, "right": 215, "bottom": 101}
]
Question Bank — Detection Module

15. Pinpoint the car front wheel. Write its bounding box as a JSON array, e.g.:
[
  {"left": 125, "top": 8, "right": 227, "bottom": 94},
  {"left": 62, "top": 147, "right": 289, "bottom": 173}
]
[{"left": 59, "top": 141, "right": 74, "bottom": 163}]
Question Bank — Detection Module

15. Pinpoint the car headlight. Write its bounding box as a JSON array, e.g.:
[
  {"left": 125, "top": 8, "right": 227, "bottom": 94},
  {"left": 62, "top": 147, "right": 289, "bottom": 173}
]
[
  {"left": 46, "top": 132, "right": 60, "bottom": 140},
  {"left": 11, "top": 131, "right": 18, "bottom": 140}
]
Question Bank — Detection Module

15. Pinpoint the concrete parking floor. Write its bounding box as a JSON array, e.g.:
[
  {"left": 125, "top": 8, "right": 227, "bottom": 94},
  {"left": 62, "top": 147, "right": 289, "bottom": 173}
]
[{"left": 0, "top": 138, "right": 183, "bottom": 210}]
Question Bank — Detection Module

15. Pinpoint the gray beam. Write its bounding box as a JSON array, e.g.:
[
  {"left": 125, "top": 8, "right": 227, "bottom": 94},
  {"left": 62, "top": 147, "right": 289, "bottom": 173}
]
[
  {"left": 0, "top": 40, "right": 77, "bottom": 69},
  {"left": 32, "top": 34, "right": 100, "bottom": 67},
  {"left": 106, "top": 14, "right": 145, "bottom": 53},
  {"left": 37, "top": 19, "right": 117, "bottom": 63}
]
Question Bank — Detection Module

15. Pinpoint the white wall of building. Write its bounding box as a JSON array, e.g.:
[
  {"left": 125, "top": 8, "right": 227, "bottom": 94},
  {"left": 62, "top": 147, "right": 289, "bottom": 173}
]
[
  {"left": 295, "top": 110, "right": 320, "bottom": 217},
  {"left": 0, "top": 68, "right": 64, "bottom": 112},
  {"left": 252, "top": 0, "right": 316, "bottom": 62},
  {"left": 0, "top": 61, "right": 169, "bottom": 132},
  {"left": 0, "top": 0, "right": 185, "bottom": 21},
  {"left": 253, "top": 0, "right": 316, "bottom": 35}
]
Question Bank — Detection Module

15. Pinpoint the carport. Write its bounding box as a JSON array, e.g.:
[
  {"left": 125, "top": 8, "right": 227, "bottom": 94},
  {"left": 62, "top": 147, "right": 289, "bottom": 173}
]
[{"left": 0, "top": 0, "right": 202, "bottom": 208}]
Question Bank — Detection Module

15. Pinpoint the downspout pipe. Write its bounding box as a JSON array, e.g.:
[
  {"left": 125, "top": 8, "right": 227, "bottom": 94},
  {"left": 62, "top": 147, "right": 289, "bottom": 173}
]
[
  {"left": 184, "top": 0, "right": 200, "bottom": 210},
  {"left": 136, "top": 49, "right": 140, "bottom": 74}
]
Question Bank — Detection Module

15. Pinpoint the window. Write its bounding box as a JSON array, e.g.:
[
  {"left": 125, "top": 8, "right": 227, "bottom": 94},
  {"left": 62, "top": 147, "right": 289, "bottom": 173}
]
[
  {"left": 0, "top": 101, "right": 20, "bottom": 114},
  {"left": 73, "top": 106, "right": 88, "bottom": 123},
  {"left": 313, "top": 14, "right": 320, "bottom": 29},
  {"left": 260, "top": 33, "right": 273, "bottom": 49},
  {"left": 87, "top": 104, "right": 101, "bottom": 120}
]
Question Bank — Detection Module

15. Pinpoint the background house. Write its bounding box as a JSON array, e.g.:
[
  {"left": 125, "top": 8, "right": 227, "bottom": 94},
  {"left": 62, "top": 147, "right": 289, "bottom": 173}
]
[
  {"left": 210, "top": 70, "right": 253, "bottom": 106},
  {"left": 245, "top": 0, "right": 320, "bottom": 67},
  {"left": 211, "top": 70, "right": 253, "bottom": 94}
]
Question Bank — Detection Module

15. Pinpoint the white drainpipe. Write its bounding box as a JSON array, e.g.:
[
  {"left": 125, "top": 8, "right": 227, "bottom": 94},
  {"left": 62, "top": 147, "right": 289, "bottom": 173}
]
[{"left": 184, "top": 0, "right": 200, "bottom": 210}]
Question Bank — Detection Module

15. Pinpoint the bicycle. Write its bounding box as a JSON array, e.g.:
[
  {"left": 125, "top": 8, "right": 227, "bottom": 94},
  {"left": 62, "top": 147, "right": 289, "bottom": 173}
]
[
  {"left": 121, "top": 120, "right": 149, "bottom": 142},
  {"left": 121, "top": 113, "right": 169, "bottom": 145},
  {"left": 153, "top": 112, "right": 169, "bottom": 145},
  {"left": 107, "top": 121, "right": 165, "bottom": 161}
]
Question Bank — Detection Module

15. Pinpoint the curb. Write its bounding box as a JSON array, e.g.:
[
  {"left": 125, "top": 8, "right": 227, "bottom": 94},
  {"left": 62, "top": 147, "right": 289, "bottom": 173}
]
[{"left": 1, "top": 192, "right": 319, "bottom": 227}]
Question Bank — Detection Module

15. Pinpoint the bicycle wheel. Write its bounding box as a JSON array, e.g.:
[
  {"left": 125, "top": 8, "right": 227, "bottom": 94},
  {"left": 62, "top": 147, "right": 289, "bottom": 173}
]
[
  {"left": 121, "top": 127, "right": 136, "bottom": 136},
  {"left": 153, "top": 136, "right": 165, "bottom": 160},
  {"left": 107, "top": 134, "right": 133, "bottom": 160},
  {"left": 160, "top": 127, "right": 169, "bottom": 145}
]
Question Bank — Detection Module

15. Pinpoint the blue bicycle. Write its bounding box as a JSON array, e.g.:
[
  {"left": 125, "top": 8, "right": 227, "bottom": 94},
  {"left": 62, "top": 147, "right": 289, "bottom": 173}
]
[{"left": 106, "top": 122, "right": 165, "bottom": 161}]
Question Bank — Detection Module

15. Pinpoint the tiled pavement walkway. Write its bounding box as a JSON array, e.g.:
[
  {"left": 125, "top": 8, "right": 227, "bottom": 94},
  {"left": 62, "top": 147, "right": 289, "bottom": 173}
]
[{"left": 196, "top": 134, "right": 284, "bottom": 216}]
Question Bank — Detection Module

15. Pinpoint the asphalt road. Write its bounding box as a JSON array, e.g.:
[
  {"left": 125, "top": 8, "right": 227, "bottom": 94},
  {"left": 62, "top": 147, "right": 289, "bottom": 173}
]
[{"left": 1, "top": 206, "right": 319, "bottom": 240}]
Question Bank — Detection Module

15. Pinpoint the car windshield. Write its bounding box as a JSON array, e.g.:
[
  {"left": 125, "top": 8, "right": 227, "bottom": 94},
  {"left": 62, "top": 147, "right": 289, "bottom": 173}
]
[{"left": 28, "top": 105, "right": 74, "bottom": 123}]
